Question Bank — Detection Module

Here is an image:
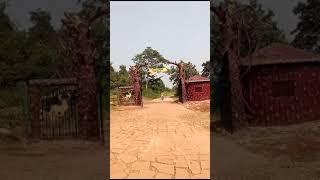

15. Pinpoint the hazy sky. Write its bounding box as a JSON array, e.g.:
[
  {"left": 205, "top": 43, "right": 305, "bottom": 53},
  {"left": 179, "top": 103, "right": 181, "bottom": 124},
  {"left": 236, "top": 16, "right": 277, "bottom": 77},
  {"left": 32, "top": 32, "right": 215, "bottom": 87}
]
[
  {"left": 110, "top": 1, "right": 210, "bottom": 88},
  {"left": 5, "top": 0, "right": 80, "bottom": 30}
]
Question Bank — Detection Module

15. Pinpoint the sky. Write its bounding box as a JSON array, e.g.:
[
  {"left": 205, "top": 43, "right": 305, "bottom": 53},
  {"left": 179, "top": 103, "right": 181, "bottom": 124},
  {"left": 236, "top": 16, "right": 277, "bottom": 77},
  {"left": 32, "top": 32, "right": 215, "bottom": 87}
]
[
  {"left": 4, "top": 0, "right": 305, "bottom": 87},
  {"left": 110, "top": 1, "right": 210, "bottom": 88},
  {"left": 5, "top": 0, "right": 80, "bottom": 30}
]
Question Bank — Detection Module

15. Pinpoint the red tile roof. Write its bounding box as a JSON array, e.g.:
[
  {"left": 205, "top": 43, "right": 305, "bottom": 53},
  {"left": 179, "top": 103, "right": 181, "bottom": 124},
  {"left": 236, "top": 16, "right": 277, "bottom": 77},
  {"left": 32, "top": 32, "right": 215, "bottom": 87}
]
[
  {"left": 186, "top": 75, "right": 210, "bottom": 83},
  {"left": 240, "top": 43, "right": 320, "bottom": 66}
]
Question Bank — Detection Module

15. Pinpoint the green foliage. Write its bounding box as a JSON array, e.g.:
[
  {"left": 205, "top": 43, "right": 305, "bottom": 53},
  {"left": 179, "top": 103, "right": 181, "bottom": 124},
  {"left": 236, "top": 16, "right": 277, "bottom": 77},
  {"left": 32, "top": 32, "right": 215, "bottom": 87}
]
[
  {"left": 132, "top": 47, "right": 167, "bottom": 83},
  {"left": 291, "top": 0, "right": 320, "bottom": 52},
  {"left": 0, "top": 0, "right": 14, "bottom": 32},
  {"left": 0, "top": 7, "right": 58, "bottom": 86},
  {"left": 78, "top": 0, "right": 109, "bottom": 95},
  {"left": 142, "top": 86, "right": 173, "bottom": 99},
  {"left": 201, "top": 61, "right": 210, "bottom": 78},
  {"left": 109, "top": 63, "right": 130, "bottom": 90},
  {"left": 147, "top": 78, "right": 165, "bottom": 91},
  {"left": 142, "top": 87, "right": 161, "bottom": 99},
  {"left": 167, "top": 61, "right": 199, "bottom": 86},
  {"left": 211, "top": 0, "right": 287, "bottom": 84}
]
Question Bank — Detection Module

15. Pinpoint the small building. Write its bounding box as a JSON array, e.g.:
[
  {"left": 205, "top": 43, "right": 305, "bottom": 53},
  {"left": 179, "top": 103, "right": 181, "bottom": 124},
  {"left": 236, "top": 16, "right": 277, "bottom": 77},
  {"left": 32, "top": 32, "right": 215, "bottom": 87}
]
[
  {"left": 186, "top": 75, "right": 210, "bottom": 101},
  {"left": 240, "top": 43, "right": 320, "bottom": 126}
]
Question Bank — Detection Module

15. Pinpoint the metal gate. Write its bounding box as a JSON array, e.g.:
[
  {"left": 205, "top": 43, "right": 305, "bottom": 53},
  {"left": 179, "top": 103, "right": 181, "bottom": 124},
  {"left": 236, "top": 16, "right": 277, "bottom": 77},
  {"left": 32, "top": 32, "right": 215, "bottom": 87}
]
[
  {"left": 39, "top": 85, "right": 79, "bottom": 139},
  {"left": 118, "top": 86, "right": 135, "bottom": 106}
]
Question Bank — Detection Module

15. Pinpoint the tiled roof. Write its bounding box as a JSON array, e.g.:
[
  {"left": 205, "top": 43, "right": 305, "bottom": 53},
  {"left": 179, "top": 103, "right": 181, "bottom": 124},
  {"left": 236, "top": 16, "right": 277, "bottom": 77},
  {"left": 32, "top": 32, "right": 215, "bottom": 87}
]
[
  {"left": 240, "top": 43, "right": 320, "bottom": 66},
  {"left": 186, "top": 75, "right": 210, "bottom": 83}
]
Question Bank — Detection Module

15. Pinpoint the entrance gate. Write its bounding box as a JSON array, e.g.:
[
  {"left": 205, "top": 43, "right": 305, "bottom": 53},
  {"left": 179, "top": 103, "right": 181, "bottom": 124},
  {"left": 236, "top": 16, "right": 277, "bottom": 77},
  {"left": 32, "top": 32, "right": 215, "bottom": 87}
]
[{"left": 39, "top": 85, "right": 79, "bottom": 139}]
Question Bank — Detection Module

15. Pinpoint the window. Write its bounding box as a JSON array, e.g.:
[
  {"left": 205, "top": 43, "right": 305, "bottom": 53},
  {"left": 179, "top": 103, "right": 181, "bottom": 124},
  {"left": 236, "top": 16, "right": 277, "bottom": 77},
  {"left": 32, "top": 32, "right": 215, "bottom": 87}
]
[
  {"left": 272, "top": 80, "right": 295, "bottom": 97},
  {"left": 195, "top": 86, "right": 203, "bottom": 92}
]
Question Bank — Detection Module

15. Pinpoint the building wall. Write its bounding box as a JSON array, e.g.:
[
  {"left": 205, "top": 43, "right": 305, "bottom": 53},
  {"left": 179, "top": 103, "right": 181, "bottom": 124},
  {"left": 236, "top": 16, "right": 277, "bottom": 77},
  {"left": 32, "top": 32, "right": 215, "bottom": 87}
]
[
  {"left": 243, "top": 64, "right": 320, "bottom": 126},
  {"left": 186, "top": 81, "right": 210, "bottom": 101}
]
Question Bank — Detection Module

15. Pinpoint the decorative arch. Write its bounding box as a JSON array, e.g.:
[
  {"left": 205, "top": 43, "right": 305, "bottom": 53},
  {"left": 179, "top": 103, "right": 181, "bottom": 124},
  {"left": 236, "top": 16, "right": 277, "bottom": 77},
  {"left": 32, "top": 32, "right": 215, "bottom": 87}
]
[{"left": 128, "top": 60, "right": 187, "bottom": 106}]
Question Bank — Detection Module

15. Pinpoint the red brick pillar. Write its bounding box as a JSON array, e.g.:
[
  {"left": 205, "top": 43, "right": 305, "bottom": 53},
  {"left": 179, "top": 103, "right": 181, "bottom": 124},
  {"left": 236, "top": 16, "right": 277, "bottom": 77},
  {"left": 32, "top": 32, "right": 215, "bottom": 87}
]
[{"left": 29, "top": 86, "right": 41, "bottom": 139}]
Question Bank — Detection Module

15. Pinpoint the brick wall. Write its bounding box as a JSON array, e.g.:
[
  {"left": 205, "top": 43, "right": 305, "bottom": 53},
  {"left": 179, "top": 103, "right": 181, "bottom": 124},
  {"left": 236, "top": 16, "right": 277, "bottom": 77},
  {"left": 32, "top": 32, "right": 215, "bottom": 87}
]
[
  {"left": 243, "top": 63, "right": 320, "bottom": 126},
  {"left": 186, "top": 81, "right": 210, "bottom": 101}
]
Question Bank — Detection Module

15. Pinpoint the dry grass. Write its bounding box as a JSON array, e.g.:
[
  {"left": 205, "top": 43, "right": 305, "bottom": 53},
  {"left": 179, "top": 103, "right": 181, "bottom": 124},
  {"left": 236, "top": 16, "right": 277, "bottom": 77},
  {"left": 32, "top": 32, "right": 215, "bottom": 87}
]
[
  {"left": 184, "top": 100, "right": 210, "bottom": 112},
  {"left": 228, "top": 120, "right": 320, "bottom": 163}
]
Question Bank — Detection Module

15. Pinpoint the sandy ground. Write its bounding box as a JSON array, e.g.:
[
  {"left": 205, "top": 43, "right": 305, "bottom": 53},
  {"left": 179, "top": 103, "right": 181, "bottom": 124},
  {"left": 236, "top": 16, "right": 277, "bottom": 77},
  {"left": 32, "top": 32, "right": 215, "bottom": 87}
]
[
  {"left": 0, "top": 140, "right": 107, "bottom": 180},
  {"left": 213, "top": 120, "right": 320, "bottom": 180},
  {"left": 110, "top": 97, "right": 210, "bottom": 179}
]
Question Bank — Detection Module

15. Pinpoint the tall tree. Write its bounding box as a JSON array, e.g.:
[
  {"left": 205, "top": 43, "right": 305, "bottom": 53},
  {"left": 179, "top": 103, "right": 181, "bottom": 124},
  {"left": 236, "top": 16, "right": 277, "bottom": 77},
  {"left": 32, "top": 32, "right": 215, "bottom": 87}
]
[
  {"left": 28, "top": 9, "right": 55, "bottom": 40},
  {"left": 132, "top": 47, "right": 167, "bottom": 88},
  {"left": 110, "top": 62, "right": 117, "bottom": 90},
  {"left": 201, "top": 61, "right": 210, "bottom": 78},
  {"left": 78, "top": 0, "right": 109, "bottom": 94},
  {"left": 118, "top": 65, "right": 129, "bottom": 87},
  {"left": 0, "top": 0, "right": 14, "bottom": 32},
  {"left": 168, "top": 61, "right": 199, "bottom": 86},
  {"left": 291, "top": 0, "right": 320, "bottom": 52},
  {"left": 211, "top": 0, "right": 286, "bottom": 130}
]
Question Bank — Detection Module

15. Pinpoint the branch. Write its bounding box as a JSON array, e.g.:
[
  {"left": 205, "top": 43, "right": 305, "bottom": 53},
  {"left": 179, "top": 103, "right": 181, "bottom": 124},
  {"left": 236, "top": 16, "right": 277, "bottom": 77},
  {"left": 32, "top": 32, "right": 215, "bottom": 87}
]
[
  {"left": 165, "top": 59, "right": 179, "bottom": 66},
  {"left": 88, "top": 6, "right": 108, "bottom": 25},
  {"left": 211, "top": 6, "right": 226, "bottom": 23}
]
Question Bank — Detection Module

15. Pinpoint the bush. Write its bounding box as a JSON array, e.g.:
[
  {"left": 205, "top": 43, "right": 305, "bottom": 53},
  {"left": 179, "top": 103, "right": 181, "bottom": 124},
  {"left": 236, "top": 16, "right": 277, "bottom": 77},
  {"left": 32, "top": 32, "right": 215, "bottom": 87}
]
[
  {"left": 0, "top": 87, "right": 29, "bottom": 137},
  {"left": 142, "top": 87, "right": 161, "bottom": 99}
]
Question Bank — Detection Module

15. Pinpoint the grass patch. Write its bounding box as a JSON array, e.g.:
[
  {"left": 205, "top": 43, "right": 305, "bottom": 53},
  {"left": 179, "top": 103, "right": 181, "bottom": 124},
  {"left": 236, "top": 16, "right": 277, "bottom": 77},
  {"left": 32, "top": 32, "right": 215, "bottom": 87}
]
[
  {"left": 0, "top": 87, "right": 29, "bottom": 139},
  {"left": 142, "top": 88, "right": 175, "bottom": 99}
]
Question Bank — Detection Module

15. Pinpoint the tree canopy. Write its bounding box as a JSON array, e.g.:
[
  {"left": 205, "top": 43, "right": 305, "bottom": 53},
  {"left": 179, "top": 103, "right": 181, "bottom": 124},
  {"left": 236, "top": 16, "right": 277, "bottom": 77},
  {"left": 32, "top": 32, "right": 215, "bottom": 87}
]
[
  {"left": 167, "top": 61, "right": 199, "bottom": 86},
  {"left": 211, "top": 0, "right": 287, "bottom": 84},
  {"left": 291, "top": 0, "right": 320, "bottom": 52}
]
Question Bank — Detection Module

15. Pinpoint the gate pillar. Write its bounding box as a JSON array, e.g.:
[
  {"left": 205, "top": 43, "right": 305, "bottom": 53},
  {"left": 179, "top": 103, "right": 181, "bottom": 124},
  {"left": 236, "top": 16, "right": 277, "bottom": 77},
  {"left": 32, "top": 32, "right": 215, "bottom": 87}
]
[{"left": 29, "top": 85, "right": 41, "bottom": 139}]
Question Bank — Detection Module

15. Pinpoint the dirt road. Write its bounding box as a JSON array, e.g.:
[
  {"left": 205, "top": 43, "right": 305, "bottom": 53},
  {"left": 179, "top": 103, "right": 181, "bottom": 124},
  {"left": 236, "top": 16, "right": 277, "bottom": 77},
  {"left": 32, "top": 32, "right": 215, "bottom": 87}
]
[
  {"left": 0, "top": 140, "right": 107, "bottom": 180},
  {"left": 213, "top": 122, "right": 320, "bottom": 180},
  {"left": 110, "top": 98, "right": 210, "bottom": 179}
]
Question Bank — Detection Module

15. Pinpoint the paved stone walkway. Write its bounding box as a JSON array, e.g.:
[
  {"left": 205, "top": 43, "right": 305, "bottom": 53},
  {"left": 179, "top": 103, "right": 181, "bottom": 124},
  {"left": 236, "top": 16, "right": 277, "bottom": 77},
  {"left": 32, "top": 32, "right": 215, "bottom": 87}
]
[{"left": 110, "top": 101, "right": 210, "bottom": 179}]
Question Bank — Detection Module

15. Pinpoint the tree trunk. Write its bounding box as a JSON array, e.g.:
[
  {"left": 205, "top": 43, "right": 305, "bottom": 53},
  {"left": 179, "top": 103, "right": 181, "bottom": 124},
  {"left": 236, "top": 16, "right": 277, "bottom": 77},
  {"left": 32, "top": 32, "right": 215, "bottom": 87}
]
[
  {"left": 228, "top": 52, "right": 247, "bottom": 130},
  {"left": 130, "top": 66, "right": 142, "bottom": 106},
  {"left": 213, "top": 6, "right": 247, "bottom": 130},
  {"left": 178, "top": 63, "right": 187, "bottom": 103},
  {"left": 76, "top": 25, "right": 99, "bottom": 140}
]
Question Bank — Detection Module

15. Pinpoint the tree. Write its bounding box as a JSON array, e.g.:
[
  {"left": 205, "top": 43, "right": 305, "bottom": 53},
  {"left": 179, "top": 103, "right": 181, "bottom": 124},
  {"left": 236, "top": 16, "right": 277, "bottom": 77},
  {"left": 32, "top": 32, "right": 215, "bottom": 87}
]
[
  {"left": 61, "top": 1, "right": 108, "bottom": 139},
  {"left": 26, "top": 9, "right": 58, "bottom": 79},
  {"left": 168, "top": 61, "right": 199, "bottom": 96},
  {"left": 211, "top": 0, "right": 286, "bottom": 130},
  {"left": 201, "top": 61, "right": 210, "bottom": 78},
  {"left": 118, "top": 65, "right": 129, "bottom": 87},
  {"left": 78, "top": 0, "right": 109, "bottom": 94},
  {"left": 28, "top": 9, "right": 55, "bottom": 40},
  {"left": 291, "top": 0, "right": 320, "bottom": 52},
  {"left": 0, "top": 7, "right": 58, "bottom": 85},
  {"left": 148, "top": 78, "right": 165, "bottom": 91},
  {"left": 110, "top": 62, "right": 117, "bottom": 90},
  {"left": 0, "top": 0, "right": 14, "bottom": 32},
  {"left": 132, "top": 47, "right": 167, "bottom": 89}
]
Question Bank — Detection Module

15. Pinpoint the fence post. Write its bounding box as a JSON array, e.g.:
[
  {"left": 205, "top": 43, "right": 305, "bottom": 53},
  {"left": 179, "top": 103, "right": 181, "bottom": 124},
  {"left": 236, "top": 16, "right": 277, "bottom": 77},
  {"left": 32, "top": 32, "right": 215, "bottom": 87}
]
[
  {"left": 19, "top": 81, "right": 31, "bottom": 134},
  {"left": 29, "top": 85, "right": 41, "bottom": 139}
]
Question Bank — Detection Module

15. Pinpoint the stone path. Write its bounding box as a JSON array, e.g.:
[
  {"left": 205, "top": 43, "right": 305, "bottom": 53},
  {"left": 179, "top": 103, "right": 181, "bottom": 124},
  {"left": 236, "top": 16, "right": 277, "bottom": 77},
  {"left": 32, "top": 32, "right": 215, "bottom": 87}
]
[{"left": 110, "top": 100, "right": 210, "bottom": 179}]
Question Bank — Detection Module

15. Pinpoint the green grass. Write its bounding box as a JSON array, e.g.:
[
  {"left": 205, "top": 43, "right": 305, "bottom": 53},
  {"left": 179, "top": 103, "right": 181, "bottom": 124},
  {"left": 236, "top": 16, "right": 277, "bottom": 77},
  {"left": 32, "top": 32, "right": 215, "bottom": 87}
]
[
  {"left": 142, "top": 88, "right": 175, "bottom": 99},
  {"left": 0, "top": 87, "right": 29, "bottom": 138},
  {"left": 0, "top": 88, "right": 23, "bottom": 109}
]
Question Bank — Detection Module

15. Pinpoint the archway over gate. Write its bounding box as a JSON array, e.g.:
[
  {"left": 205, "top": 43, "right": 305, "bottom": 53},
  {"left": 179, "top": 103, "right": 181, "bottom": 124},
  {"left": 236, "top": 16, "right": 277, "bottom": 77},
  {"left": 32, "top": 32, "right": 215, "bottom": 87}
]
[{"left": 128, "top": 60, "right": 187, "bottom": 106}]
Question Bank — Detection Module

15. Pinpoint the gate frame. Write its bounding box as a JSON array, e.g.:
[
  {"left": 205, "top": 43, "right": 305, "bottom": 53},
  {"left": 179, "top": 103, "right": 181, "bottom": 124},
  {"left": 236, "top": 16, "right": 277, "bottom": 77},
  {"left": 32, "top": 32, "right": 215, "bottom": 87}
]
[
  {"left": 117, "top": 86, "right": 135, "bottom": 106},
  {"left": 28, "top": 78, "right": 81, "bottom": 139},
  {"left": 128, "top": 61, "right": 187, "bottom": 107}
]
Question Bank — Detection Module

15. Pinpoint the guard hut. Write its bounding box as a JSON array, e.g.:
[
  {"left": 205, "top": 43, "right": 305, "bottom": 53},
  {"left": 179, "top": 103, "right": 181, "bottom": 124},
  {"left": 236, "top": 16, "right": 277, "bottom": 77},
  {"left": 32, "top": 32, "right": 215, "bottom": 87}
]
[
  {"left": 186, "top": 75, "right": 210, "bottom": 101},
  {"left": 240, "top": 43, "right": 320, "bottom": 126}
]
